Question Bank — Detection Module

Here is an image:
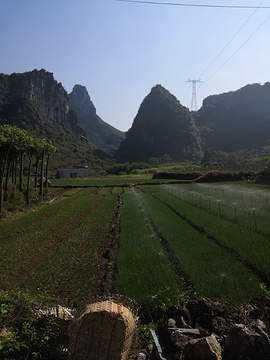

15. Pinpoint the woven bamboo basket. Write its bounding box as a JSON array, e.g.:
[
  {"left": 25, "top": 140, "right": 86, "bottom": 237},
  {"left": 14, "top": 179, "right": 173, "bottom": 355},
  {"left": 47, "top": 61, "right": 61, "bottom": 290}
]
[{"left": 69, "top": 296, "right": 138, "bottom": 360}]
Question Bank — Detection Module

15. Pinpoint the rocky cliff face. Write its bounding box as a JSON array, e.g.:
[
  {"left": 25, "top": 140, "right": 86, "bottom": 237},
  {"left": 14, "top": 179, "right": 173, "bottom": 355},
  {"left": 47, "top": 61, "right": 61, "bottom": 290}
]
[
  {"left": 69, "top": 85, "right": 124, "bottom": 156},
  {"left": 115, "top": 84, "right": 203, "bottom": 163},
  {"left": 0, "top": 69, "right": 85, "bottom": 136},
  {"left": 0, "top": 70, "right": 112, "bottom": 170},
  {"left": 196, "top": 82, "right": 270, "bottom": 152}
]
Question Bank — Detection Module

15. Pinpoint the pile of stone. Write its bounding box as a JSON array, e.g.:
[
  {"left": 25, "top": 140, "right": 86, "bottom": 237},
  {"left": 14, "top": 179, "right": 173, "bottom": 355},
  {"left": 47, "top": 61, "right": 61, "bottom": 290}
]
[{"left": 138, "top": 296, "right": 270, "bottom": 360}]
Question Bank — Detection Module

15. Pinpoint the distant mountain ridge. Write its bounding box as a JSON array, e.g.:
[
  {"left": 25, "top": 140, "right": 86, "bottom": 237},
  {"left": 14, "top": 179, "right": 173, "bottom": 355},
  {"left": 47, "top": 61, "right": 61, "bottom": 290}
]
[
  {"left": 196, "top": 82, "right": 270, "bottom": 152},
  {"left": 0, "top": 69, "right": 85, "bottom": 136},
  {"left": 69, "top": 85, "right": 125, "bottom": 156},
  {"left": 0, "top": 69, "right": 110, "bottom": 170},
  {"left": 2, "top": 69, "right": 270, "bottom": 169},
  {"left": 116, "top": 84, "right": 203, "bottom": 163}
]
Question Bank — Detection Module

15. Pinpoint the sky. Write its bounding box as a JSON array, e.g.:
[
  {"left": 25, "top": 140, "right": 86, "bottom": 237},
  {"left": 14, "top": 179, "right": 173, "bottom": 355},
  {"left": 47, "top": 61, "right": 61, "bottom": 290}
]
[{"left": 0, "top": 0, "right": 270, "bottom": 132}]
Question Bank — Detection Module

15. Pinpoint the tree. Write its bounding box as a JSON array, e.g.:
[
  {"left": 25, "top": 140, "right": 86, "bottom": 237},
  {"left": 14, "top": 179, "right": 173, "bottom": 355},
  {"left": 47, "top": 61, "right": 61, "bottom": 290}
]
[
  {"left": 45, "top": 141, "right": 56, "bottom": 192},
  {"left": 0, "top": 125, "right": 57, "bottom": 212},
  {"left": 0, "top": 125, "right": 24, "bottom": 212},
  {"left": 148, "top": 157, "right": 159, "bottom": 167},
  {"left": 160, "top": 154, "right": 172, "bottom": 164}
]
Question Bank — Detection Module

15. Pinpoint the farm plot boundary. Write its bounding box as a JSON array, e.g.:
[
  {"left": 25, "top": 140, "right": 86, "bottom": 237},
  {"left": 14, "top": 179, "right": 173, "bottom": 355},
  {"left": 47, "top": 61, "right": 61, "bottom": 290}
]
[{"left": 90, "top": 191, "right": 124, "bottom": 297}]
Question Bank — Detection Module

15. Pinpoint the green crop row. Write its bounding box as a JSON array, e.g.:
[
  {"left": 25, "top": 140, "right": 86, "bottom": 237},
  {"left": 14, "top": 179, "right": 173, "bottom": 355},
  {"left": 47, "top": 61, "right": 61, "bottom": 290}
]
[
  {"left": 151, "top": 186, "right": 270, "bottom": 281},
  {"left": 23, "top": 194, "right": 119, "bottom": 305},
  {"left": 140, "top": 189, "right": 265, "bottom": 303},
  {"left": 114, "top": 190, "right": 179, "bottom": 312},
  {"left": 0, "top": 187, "right": 87, "bottom": 240},
  {"left": 0, "top": 190, "right": 101, "bottom": 285},
  {"left": 166, "top": 183, "right": 270, "bottom": 234}
]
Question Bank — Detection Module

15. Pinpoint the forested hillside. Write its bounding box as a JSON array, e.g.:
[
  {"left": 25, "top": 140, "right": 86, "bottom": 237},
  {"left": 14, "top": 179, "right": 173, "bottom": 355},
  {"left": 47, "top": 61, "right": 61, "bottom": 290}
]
[
  {"left": 69, "top": 85, "right": 124, "bottom": 156},
  {"left": 116, "top": 84, "right": 203, "bottom": 163},
  {"left": 196, "top": 82, "right": 270, "bottom": 152},
  {"left": 0, "top": 69, "right": 111, "bottom": 170}
]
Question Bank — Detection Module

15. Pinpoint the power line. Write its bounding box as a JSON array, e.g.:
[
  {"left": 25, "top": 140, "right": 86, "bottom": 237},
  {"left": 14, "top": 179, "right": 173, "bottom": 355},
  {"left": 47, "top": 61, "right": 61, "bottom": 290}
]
[
  {"left": 115, "top": 0, "right": 270, "bottom": 9},
  {"left": 182, "top": 84, "right": 191, "bottom": 103},
  {"left": 200, "top": 13, "right": 270, "bottom": 87},
  {"left": 198, "top": 0, "right": 265, "bottom": 79}
]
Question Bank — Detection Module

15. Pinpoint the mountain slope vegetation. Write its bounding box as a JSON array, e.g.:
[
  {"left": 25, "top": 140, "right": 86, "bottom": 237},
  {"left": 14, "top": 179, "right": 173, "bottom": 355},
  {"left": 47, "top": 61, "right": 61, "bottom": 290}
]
[
  {"left": 69, "top": 85, "right": 124, "bottom": 156},
  {"left": 116, "top": 84, "right": 203, "bottom": 163},
  {"left": 0, "top": 69, "right": 111, "bottom": 170},
  {"left": 196, "top": 82, "right": 270, "bottom": 152}
]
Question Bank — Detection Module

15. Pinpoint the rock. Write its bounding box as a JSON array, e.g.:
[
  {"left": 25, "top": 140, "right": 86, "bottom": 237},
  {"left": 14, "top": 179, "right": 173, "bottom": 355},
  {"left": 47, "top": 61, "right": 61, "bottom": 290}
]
[
  {"left": 211, "top": 316, "right": 229, "bottom": 335},
  {"left": 182, "top": 306, "right": 191, "bottom": 325},
  {"left": 157, "top": 297, "right": 270, "bottom": 360},
  {"left": 247, "top": 296, "right": 270, "bottom": 322},
  {"left": 183, "top": 334, "right": 222, "bottom": 360},
  {"left": 170, "top": 329, "right": 192, "bottom": 349},
  {"left": 185, "top": 299, "right": 225, "bottom": 331},
  {"left": 250, "top": 319, "right": 270, "bottom": 341},
  {"left": 69, "top": 84, "right": 124, "bottom": 155},
  {"left": 224, "top": 323, "right": 270, "bottom": 360},
  {"left": 115, "top": 84, "right": 203, "bottom": 163},
  {"left": 137, "top": 352, "right": 147, "bottom": 360},
  {"left": 168, "top": 318, "right": 177, "bottom": 329},
  {"left": 166, "top": 306, "right": 191, "bottom": 329}
]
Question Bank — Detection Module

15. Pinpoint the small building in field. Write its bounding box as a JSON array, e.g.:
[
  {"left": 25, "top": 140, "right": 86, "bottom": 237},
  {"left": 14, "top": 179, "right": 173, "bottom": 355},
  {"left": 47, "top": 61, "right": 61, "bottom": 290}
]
[{"left": 56, "top": 166, "right": 89, "bottom": 179}]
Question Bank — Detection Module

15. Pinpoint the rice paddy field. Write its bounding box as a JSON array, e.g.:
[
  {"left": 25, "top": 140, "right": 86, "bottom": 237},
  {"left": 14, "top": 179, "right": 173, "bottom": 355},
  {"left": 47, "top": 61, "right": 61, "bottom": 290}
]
[{"left": 1, "top": 179, "right": 270, "bottom": 311}]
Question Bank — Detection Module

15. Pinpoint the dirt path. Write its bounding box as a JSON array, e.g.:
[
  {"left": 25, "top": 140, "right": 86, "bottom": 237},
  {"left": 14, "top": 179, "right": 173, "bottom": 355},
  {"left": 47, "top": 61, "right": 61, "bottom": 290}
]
[
  {"left": 90, "top": 190, "right": 123, "bottom": 296},
  {"left": 2, "top": 194, "right": 105, "bottom": 290}
]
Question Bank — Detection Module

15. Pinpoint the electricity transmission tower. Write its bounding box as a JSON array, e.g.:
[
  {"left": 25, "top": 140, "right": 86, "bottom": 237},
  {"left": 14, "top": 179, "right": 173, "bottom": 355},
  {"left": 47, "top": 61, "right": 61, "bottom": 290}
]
[{"left": 185, "top": 78, "right": 203, "bottom": 111}]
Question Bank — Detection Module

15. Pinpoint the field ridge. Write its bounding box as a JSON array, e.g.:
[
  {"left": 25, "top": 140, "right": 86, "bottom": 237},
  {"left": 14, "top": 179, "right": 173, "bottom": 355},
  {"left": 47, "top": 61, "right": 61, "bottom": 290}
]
[{"left": 90, "top": 191, "right": 124, "bottom": 296}]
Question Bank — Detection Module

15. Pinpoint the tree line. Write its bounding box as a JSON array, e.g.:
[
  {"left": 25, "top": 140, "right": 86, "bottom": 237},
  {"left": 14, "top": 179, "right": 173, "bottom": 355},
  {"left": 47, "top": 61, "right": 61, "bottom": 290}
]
[{"left": 0, "top": 124, "right": 56, "bottom": 212}]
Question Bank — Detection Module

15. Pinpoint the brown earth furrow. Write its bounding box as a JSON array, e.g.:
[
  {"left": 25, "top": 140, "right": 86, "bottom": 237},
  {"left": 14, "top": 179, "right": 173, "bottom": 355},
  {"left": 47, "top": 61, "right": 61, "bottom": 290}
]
[
  {"left": 0, "top": 188, "right": 96, "bottom": 245},
  {"left": 2, "top": 194, "right": 105, "bottom": 290},
  {"left": 90, "top": 189, "right": 124, "bottom": 296}
]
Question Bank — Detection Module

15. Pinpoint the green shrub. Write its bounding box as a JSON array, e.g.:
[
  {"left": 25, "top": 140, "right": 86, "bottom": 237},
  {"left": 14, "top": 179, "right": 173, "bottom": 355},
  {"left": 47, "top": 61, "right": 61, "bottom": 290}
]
[
  {"left": 255, "top": 169, "right": 270, "bottom": 184},
  {"left": 3, "top": 184, "right": 24, "bottom": 207},
  {"left": 0, "top": 290, "right": 67, "bottom": 359},
  {"left": 196, "top": 171, "right": 243, "bottom": 183},
  {"left": 152, "top": 172, "right": 202, "bottom": 180}
]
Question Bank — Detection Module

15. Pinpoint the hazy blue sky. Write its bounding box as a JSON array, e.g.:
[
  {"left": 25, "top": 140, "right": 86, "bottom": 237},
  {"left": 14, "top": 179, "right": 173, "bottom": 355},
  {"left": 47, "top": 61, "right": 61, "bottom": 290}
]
[{"left": 1, "top": 0, "right": 270, "bottom": 131}]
